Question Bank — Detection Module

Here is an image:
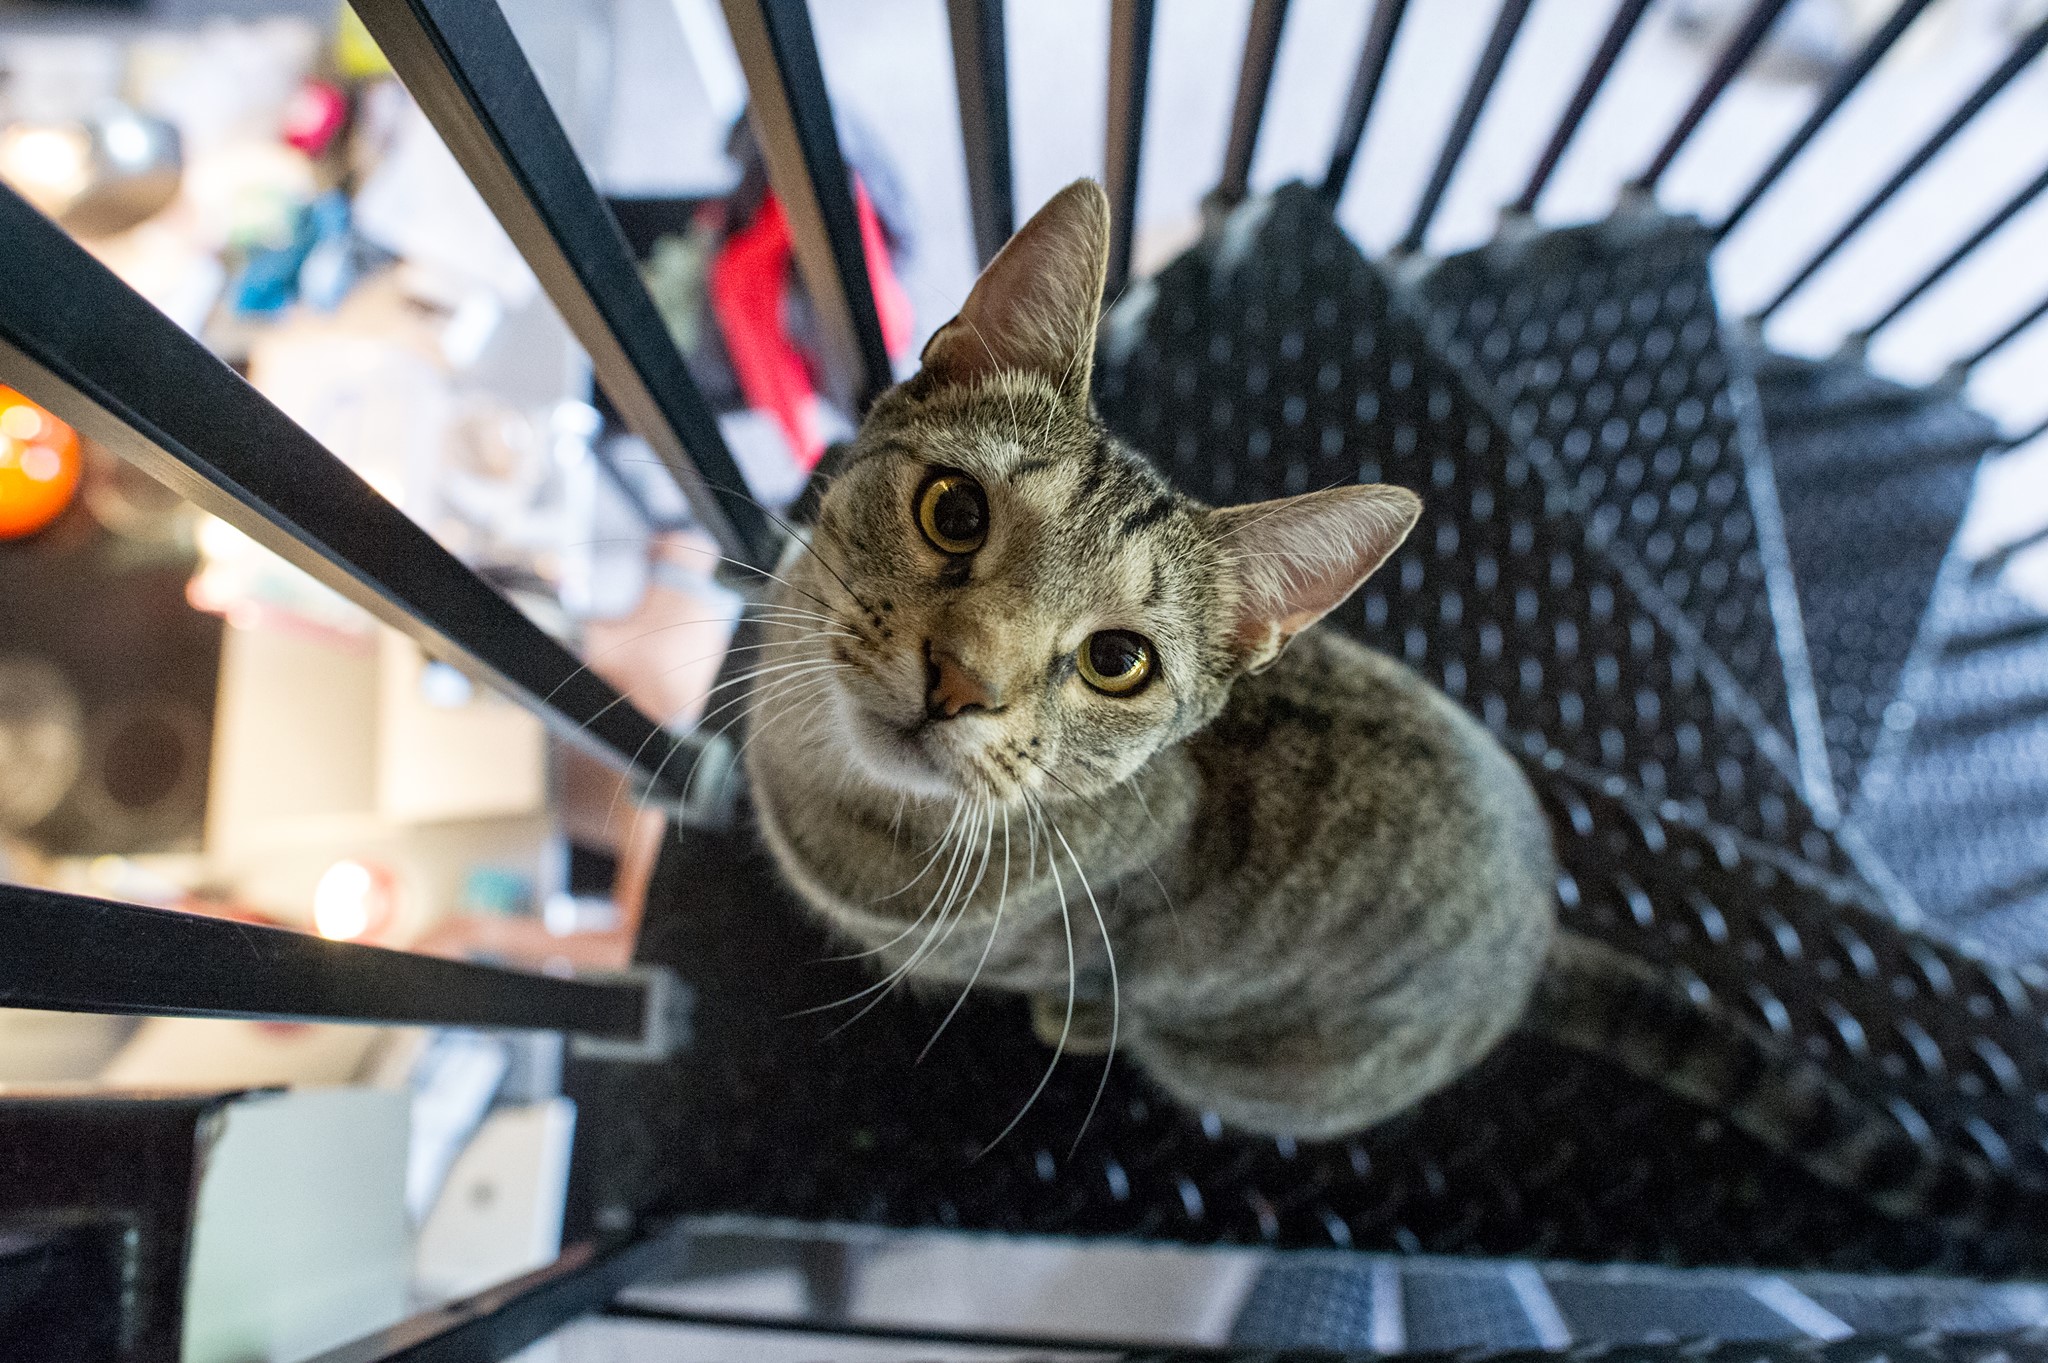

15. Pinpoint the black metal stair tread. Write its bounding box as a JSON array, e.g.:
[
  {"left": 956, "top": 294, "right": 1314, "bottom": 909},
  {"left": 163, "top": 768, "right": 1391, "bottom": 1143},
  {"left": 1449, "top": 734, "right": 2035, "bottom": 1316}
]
[
  {"left": 1750, "top": 349, "right": 1993, "bottom": 809},
  {"left": 580, "top": 824, "right": 1993, "bottom": 1274},
  {"left": 1112, "top": 1328, "right": 2048, "bottom": 1362},
  {"left": 1748, "top": 350, "right": 1962, "bottom": 429},
  {"left": 572, "top": 728, "right": 2048, "bottom": 1276},
  {"left": 616, "top": 1220, "right": 2048, "bottom": 1355},
  {"left": 1849, "top": 565, "right": 2048, "bottom": 967},
  {"left": 1410, "top": 212, "right": 1823, "bottom": 812}
]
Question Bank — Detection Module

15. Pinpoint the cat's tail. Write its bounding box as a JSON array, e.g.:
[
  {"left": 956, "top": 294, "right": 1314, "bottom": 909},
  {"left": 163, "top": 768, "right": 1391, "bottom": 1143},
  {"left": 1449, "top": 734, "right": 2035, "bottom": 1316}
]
[{"left": 1527, "top": 929, "right": 2046, "bottom": 1243}]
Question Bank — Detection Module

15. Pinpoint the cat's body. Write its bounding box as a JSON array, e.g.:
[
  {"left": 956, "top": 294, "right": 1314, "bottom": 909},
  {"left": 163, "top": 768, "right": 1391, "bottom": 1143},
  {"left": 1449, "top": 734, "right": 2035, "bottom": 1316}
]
[{"left": 752, "top": 623, "right": 1555, "bottom": 1139}]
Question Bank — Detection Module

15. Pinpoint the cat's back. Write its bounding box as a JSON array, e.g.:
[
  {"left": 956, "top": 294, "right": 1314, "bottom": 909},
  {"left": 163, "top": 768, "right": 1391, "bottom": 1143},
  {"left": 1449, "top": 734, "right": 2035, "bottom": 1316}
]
[
  {"left": 1178, "top": 626, "right": 1555, "bottom": 962},
  {"left": 1139, "top": 627, "right": 1559, "bottom": 1139},
  {"left": 1197, "top": 628, "right": 1540, "bottom": 847}
]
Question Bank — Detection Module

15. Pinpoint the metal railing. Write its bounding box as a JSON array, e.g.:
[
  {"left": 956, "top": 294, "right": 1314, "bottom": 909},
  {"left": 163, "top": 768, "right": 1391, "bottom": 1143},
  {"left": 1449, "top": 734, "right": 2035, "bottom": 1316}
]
[{"left": 5, "top": 0, "right": 2048, "bottom": 1356}]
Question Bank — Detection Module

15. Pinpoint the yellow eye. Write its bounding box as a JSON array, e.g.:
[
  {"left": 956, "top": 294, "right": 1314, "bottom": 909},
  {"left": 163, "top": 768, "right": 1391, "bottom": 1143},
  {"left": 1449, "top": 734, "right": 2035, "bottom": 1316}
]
[
  {"left": 916, "top": 472, "right": 988, "bottom": 555},
  {"left": 1078, "top": 630, "right": 1153, "bottom": 695}
]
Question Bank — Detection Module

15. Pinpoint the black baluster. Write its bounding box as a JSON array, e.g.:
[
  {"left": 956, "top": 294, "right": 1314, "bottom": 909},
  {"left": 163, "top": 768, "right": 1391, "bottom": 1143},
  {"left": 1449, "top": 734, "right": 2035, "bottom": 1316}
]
[
  {"left": 1512, "top": 0, "right": 1654, "bottom": 217},
  {"left": 1855, "top": 160, "right": 2048, "bottom": 344},
  {"left": 1756, "top": 17, "right": 2048, "bottom": 323},
  {"left": 1323, "top": 0, "right": 1411, "bottom": 204},
  {"left": 1104, "top": 0, "right": 1158, "bottom": 300},
  {"left": 1715, "top": 0, "right": 1939, "bottom": 239},
  {"left": 1216, "top": 0, "right": 1291, "bottom": 209},
  {"left": 1631, "top": 0, "right": 1795, "bottom": 194},
  {"left": 1398, "top": 0, "right": 1536, "bottom": 254},
  {"left": 722, "top": 0, "right": 896, "bottom": 410},
  {"left": 948, "top": 0, "right": 1015, "bottom": 268}
]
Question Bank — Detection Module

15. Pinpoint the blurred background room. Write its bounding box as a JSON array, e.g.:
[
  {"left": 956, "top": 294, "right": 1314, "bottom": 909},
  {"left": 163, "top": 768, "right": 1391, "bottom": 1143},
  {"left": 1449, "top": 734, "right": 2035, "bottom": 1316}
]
[{"left": 1, "top": 0, "right": 2046, "bottom": 1358}]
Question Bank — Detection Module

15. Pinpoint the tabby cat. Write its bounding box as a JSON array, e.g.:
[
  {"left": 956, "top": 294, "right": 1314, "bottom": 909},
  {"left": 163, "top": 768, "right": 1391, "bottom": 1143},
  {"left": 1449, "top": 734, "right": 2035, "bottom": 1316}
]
[
  {"left": 741, "top": 181, "right": 2032, "bottom": 1234},
  {"left": 743, "top": 179, "right": 1555, "bottom": 1141}
]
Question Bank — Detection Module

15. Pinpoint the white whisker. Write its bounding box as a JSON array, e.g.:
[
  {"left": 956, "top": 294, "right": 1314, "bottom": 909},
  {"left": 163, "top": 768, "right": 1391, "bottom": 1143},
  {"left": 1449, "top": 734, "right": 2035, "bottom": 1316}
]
[
  {"left": 921, "top": 802, "right": 1011, "bottom": 1062},
  {"left": 1052, "top": 818, "right": 1118, "bottom": 1157},
  {"left": 978, "top": 793, "right": 1075, "bottom": 1159}
]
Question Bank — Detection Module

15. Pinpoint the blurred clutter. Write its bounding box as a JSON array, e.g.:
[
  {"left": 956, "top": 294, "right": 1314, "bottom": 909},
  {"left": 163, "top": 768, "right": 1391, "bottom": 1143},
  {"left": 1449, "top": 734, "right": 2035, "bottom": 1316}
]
[
  {"left": 0, "top": 10, "right": 836, "bottom": 1310},
  {"left": 0, "top": 2, "right": 885, "bottom": 956}
]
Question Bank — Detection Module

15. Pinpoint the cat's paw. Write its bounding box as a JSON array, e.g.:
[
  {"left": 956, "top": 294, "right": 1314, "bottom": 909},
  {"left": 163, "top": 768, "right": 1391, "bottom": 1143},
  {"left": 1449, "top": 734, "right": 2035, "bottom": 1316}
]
[{"left": 1030, "top": 993, "right": 1116, "bottom": 1054}]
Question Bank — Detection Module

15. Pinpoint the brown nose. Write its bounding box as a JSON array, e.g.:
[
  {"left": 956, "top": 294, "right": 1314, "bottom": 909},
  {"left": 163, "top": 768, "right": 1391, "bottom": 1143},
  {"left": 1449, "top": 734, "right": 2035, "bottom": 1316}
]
[{"left": 926, "top": 643, "right": 1002, "bottom": 719}]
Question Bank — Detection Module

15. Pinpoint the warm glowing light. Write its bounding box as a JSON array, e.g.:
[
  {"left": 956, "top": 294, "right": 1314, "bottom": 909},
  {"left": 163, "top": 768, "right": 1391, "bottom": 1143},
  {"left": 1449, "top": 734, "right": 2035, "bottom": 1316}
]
[
  {"left": 0, "top": 405, "right": 42, "bottom": 440},
  {"left": 198, "top": 513, "right": 256, "bottom": 559},
  {"left": 20, "top": 446, "right": 60, "bottom": 482},
  {"left": 0, "top": 126, "right": 92, "bottom": 210},
  {"left": 0, "top": 387, "right": 79, "bottom": 539},
  {"left": 313, "top": 860, "right": 376, "bottom": 941}
]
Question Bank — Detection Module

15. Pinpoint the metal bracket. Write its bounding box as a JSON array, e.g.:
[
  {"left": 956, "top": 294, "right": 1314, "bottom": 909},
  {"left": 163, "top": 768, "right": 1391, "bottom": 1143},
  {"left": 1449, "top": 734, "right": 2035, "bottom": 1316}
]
[{"left": 571, "top": 965, "right": 693, "bottom": 1062}]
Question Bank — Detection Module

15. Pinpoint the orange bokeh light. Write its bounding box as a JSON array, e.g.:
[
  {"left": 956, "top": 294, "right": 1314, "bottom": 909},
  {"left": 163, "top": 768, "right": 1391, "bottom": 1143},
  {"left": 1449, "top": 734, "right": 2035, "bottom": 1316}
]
[{"left": 0, "top": 386, "right": 81, "bottom": 540}]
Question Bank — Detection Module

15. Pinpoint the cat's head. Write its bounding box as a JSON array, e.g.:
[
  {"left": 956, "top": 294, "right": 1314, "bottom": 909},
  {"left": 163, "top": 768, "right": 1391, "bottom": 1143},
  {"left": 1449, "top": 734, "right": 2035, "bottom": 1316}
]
[{"left": 788, "top": 179, "right": 1419, "bottom": 805}]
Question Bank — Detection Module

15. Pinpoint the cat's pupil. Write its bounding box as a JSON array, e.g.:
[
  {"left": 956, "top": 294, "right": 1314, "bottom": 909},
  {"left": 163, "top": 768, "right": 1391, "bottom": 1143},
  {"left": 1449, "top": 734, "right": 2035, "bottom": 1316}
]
[
  {"left": 1090, "top": 633, "right": 1143, "bottom": 678},
  {"left": 933, "top": 485, "right": 984, "bottom": 544}
]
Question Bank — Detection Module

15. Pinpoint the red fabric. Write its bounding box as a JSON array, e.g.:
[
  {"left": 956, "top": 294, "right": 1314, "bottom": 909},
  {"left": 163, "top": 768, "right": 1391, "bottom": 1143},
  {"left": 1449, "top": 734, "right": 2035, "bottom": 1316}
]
[
  {"left": 283, "top": 81, "right": 348, "bottom": 157},
  {"left": 709, "top": 180, "right": 913, "bottom": 469},
  {"left": 858, "top": 181, "right": 914, "bottom": 359}
]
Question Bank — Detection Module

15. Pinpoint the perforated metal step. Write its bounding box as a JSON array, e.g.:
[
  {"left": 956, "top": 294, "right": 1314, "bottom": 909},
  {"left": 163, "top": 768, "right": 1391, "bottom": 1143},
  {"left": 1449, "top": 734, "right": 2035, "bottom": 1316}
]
[
  {"left": 1851, "top": 560, "right": 2048, "bottom": 966},
  {"left": 1748, "top": 350, "right": 1992, "bottom": 807},
  {"left": 1413, "top": 213, "right": 1828, "bottom": 813},
  {"left": 601, "top": 1222, "right": 2048, "bottom": 1357},
  {"left": 1100, "top": 188, "right": 1833, "bottom": 868}
]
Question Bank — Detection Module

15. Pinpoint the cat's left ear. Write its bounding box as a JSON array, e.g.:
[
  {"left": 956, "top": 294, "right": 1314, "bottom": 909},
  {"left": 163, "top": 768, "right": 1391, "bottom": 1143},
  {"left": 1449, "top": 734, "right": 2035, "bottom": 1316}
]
[
  {"left": 918, "top": 179, "right": 1110, "bottom": 399},
  {"left": 1210, "top": 485, "right": 1422, "bottom": 673}
]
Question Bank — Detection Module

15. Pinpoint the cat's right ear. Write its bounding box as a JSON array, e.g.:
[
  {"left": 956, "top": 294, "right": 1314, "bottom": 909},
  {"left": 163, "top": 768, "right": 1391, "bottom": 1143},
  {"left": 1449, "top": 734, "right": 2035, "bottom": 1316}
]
[
  {"left": 918, "top": 179, "right": 1110, "bottom": 400},
  {"left": 1211, "top": 484, "right": 1423, "bottom": 673}
]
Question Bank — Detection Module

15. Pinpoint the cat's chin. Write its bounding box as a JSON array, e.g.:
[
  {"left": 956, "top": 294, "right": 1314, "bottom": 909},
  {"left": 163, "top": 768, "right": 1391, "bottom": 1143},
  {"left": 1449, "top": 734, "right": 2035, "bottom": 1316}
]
[
  {"left": 840, "top": 699, "right": 1017, "bottom": 803},
  {"left": 841, "top": 702, "right": 971, "bottom": 801}
]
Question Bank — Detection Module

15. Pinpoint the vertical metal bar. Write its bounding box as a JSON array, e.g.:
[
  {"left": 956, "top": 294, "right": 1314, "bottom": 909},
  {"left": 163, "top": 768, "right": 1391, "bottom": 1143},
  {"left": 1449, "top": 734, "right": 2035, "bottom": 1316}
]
[
  {"left": 1511, "top": 0, "right": 1654, "bottom": 215},
  {"left": 1756, "top": 17, "right": 2048, "bottom": 323},
  {"left": 1104, "top": 0, "right": 1157, "bottom": 301},
  {"left": 1216, "top": 0, "right": 1291, "bottom": 208},
  {"left": 2007, "top": 413, "right": 2048, "bottom": 450},
  {"left": 0, "top": 883, "right": 654, "bottom": 1038},
  {"left": 721, "top": 0, "right": 894, "bottom": 411},
  {"left": 1715, "top": 0, "right": 1938, "bottom": 239},
  {"left": 0, "top": 184, "right": 701, "bottom": 802},
  {"left": 1970, "top": 521, "right": 2048, "bottom": 583},
  {"left": 348, "top": 0, "right": 775, "bottom": 572},
  {"left": 1857, "top": 160, "right": 2048, "bottom": 341},
  {"left": 1631, "top": 0, "right": 1795, "bottom": 194},
  {"left": 947, "top": 0, "right": 1015, "bottom": 267},
  {"left": 1957, "top": 289, "right": 2048, "bottom": 373},
  {"left": 1396, "top": 0, "right": 1535, "bottom": 253},
  {"left": 1322, "top": 0, "right": 1411, "bottom": 203}
]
